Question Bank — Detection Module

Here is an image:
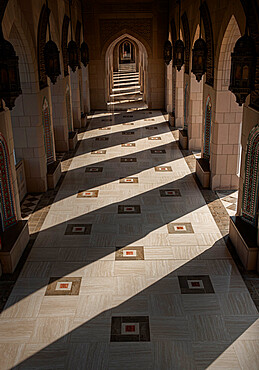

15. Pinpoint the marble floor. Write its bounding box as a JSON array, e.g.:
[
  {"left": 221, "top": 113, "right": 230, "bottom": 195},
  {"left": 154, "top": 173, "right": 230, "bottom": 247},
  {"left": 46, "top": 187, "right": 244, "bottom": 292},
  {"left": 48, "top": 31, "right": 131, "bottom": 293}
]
[{"left": 0, "top": 111, "right": 258, "bottom": 369}]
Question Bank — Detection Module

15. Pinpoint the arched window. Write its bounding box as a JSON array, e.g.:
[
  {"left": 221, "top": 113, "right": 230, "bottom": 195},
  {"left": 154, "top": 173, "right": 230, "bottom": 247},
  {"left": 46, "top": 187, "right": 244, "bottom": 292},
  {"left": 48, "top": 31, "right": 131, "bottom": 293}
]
[
  {"left": 203, "top": 96, "right": 212, "bottom": 160},
  {"left": 42, "top": 98, "right": 54, "bottom": 164},
  {"left": 66, "top": 85, "right": 73, "bottom": 132},
  {"left": 0, "top": 134, "right": 17, "bottom": 231},
  {"left": 242, "top": 125, "right": 259, "bottom": 225}
]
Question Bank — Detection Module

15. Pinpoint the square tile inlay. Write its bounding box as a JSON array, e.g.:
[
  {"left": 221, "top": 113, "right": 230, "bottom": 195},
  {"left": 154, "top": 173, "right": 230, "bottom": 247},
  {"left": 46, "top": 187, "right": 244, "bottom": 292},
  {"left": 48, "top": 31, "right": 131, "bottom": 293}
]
[
  {"left": 123, "top": 122, "right": 134, "bottom": 125},
  {"left": 119, "top": 177, "right": 138, "bottom": 184},
  {"left": 45, "top": 277, "right": 82, "bottom": 296},
  {"left": 99, "top": 127, "right": 111, "bottom": 130},
  {"left": 144, "top": 118, "right": 155, "bottom": 121},
  {"left": 110, "top": 316, "right": 150, "bottom": 342},
  {"left": 155, "top": 166, "right": 172, "bottom": 172},
  {"left": 118, "top": 205, "right": 141, "bottom": 214},
  {"left": 167, "top": 222, "right": 194, "bottom": 234},
  {"left": 121, "top": 158, "right": 137, "bottom": 163},
  {"left": 151, "top": 149, "right": 166, "bottom": 154},
  {"left": 115, "top": 246, "right": 144, "bottom": 260},
  {"left": 95, "top": 137, "right": 108, "bottom": 141},
  {"left": 85, "top": 167, "right": 103, "bottom": 173},
  {"left": 178, "top": 275, "right": 215, "bottom": 294},
  {"left": 121, "top": 143, "right": 135, "bottom": 147},
  {"left": 160, "top": 189, "right": 181, "bottom": 197},
  {"left": 122, "top": 131, "right": 135, "bottom": 135},
  {"left": 91, "top": 150, "right": 106, "bottom": 154},
  {"left": 146, "top": 126, "right": 158, "bottom": 130},
  {"left": 77, "top": 190, "right": 99, "bottom": 198},
  {"left": 149, "top": 137, "right": 161, "bottom": 140},
  {"left": 65, "top": 224, "right": 92, "bottom": 235},
  {"left": 101, "top": 118, "right": 112, "bottom": 122}
]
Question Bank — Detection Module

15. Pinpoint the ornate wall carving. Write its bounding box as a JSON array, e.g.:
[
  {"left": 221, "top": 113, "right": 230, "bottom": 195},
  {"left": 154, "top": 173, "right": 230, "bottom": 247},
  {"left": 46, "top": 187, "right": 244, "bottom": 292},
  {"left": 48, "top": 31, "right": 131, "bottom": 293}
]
[
  {"left": 181, "top": 12, "right": 190, "bottom": 74},
  {"left": 203, "top": 96, "right": 212, "bottom": 160},
  {"left": 200, "top": 1, "right": 214, "bottom": 87},
  {"left": 42, "top": 97, "right": 54, "bottom": 164},
  {"left": 100, "top": 18, "right": 153, "bottom": 51},
  {"left": 242, "top": 124, "right": 259, "bottom": 225},
  {"left": 0, "top": 133, "right": 17, "bottom": 231},
  {"left": 62, "top": 15, "right": 70, "bottom": 77},
  {"left": 37, "top": 5, "right": 50, "bottom": 90}
]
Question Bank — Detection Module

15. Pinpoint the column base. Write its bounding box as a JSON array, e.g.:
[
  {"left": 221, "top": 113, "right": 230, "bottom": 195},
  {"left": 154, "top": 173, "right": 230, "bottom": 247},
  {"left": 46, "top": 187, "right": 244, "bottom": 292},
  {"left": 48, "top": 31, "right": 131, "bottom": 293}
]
[
  {"left": 179, "top": 129, "right": 188, "bottom": 149},
  {"left": 0, "top": 221, "right": 30, "bottom": 274},
  {"left": 69, "top": 131, "right": 78, "bottom": 150},
  {"left": 47, "top": 161, "right": 62, "bottom": 189},
  {"left": 196, "top": 158, "right": 211, "bottom": 188},
  {"left": 229, "top": 216, "right": 258, "bottom": 271}
]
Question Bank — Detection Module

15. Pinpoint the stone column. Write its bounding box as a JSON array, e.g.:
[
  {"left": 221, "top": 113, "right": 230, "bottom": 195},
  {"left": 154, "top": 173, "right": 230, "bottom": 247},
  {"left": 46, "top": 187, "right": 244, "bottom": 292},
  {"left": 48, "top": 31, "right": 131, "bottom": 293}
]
[{"left": 70, "top": 68, "right": 82, "bottom": 128}]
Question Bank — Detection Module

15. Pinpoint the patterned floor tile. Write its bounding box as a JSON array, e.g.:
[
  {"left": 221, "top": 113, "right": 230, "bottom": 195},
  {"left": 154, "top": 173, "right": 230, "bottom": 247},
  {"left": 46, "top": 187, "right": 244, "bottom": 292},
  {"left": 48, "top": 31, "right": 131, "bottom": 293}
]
[
  {"left": 115, "top": 246, "right": 144, "bottom": 260},
  {"left": 119, "top": 177, "right": 138, "bottom": 184},
  {"left": 155, "top": 166, "right": 172, "bottom": 172},
  {"left": 91, "top": 150, "right": 106, "bottom": 154},
  {"left": 178, "top": 275, "right": 215, "bottom": 294},
  {"left": 85, "top": 167, "right": 103, "bottom": 173},
  {"left": 149, "top": 137, "right": 161, "bottom": 140},
  {"left": 121, "top": 143, "right": 135, "bottom": 147},
  {"left": 151, "top": 149, "right": 166, "bottom": 154},
  {"left": 160, "top": 189, "right": 181, "bottom": 197},
  {"left": 167, "top": 222, "right": 194, "bottom": 234},
  {"left": 65, "top": 224, "right": 92, "bottom": 235},
  {"left": 21, "top": 193, "right": 42, "bottom": 218},
  {"left": 45, "top": 277, "right": 82, "bottom": 296},
  {"left": 120, "top": 158, "right": 137, "bottom": 163},
  {"left": 122, "top": 131, "right": 135, "bottom": 135},
  {"left": 95, "top": 137, "right": 109, "bottom": 141},
  {"left": 77, "top": 190, "right": 99, "bottom": 198},
  {"left": 110, "top": 316, "right": 150, "bottom": 342},
  {"left": 118, "top": 205, "right": 141, "bottom": 214}
]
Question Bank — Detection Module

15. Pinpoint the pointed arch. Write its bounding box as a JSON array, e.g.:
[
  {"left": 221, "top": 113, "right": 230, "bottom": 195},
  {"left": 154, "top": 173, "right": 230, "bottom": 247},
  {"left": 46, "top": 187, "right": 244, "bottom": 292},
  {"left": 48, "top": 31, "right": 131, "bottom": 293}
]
[
  {"left": 42, "top": 97, "right": 54, "bottom": 164},
  {"left": 203, "top": 96, "right": 212, "bottom": 160},
  {"left": 181, "top": 12, "right": 190, "bottom": 74},
  {"left": 242, "top": 125, "right": 259, "bottom": 225},
  {"left": 0, "top": 133, "right": 17, "bottom": 231},
  {"left": 37, "top": 4, "right": 50, "bottom": 90},
  {"left": 200, "top": 1, "right": 214, "bottom": 87}
]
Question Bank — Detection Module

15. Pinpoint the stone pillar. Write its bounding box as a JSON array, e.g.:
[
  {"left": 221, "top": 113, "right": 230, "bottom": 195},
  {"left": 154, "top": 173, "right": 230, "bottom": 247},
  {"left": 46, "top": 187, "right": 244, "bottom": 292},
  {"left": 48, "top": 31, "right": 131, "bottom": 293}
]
[
  {"left": 188, "top": 73, "right": 203, "bottom": 150},
  {"left": 165, "top": 61, "right": 173, "bottom": 113},
  {"left": 70, "top": 69, "right": 82, "bottom": 128},
  {"left": 81, "top": 66, "right": 91, "bottom": 113},
  {"left": 51, "top": 76, "right": 69, "bottom": 152},
  {"left": 175, "top": 68, "right": 184, "bottom": 127},
  {"left": 11, "top": 92, "right": 47, "bottom": 193}
]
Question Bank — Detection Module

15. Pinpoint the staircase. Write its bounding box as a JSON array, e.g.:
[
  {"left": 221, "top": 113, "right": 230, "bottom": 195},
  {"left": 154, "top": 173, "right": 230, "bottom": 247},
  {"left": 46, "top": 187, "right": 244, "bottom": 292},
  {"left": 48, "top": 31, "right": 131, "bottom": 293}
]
[{"left": 108, "top": 63, "right": 145, "bottom": 110}]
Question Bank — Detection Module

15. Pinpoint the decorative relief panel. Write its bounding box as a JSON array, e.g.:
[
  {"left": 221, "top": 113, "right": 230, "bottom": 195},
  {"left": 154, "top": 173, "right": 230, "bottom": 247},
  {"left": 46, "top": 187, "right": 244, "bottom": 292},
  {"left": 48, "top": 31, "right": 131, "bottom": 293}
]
[
  {"left": 181, "top": 12, "right": 190, "bottom": 74},
  {"left": 203, "top": 96, "right": 212, "bottom": 160},
  {"left": 38, "top": 5, "right": 50, "bottom": 90},
  {"left": 100, "top": 18, "right": 153, "bottom": 50},
  {"left": 200, "top": 1, "right": 214, "bottom": 87}
]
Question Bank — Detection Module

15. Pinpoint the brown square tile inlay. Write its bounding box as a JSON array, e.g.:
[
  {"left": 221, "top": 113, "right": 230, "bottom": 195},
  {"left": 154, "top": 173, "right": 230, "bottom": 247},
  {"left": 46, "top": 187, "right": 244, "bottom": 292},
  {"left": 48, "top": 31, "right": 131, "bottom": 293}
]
[
  {"left": 160, "top": 189, "right": 181, "bottom": 197},
  {"left": 146, "top": 126, "right": 158, "bottom": 130},
  {"left": 121, "top": 158, "right": 137, "bottom": 163},
  {"left": 45, "top": 277, "right": 82, "bottom": 296},
  {"left": 122, "top": 131, "right": 135, "bottom": 135},
  {"left": 95, "top": 137, "right": 109, "bottom": 141},
  {"left": 144, "top": 118, "right": 155, "bottom": 121},
  {"left": 151, "top": 149, "right": 166, "bottom": 154},
  {"left": 91, "top": 150, "right": 106, "bottom": 154},
  {"left": 99, "top": 127, "right": 111, "bottom": 130},
  {"left": 149, "top": 137, "right": 161, "bottom": 140},
  {"left": 121, "top": 143, "right": 135, "bottom": 147},
  {"left": 115, "top": 246, "right": 144, "bottom": 260},
  {"left": 118, "top": 205, "right": 141, "bottom": 214},
  {"left": 119, "top": 177, "right": 138, "bottom": 184},
  {"left": 65, "top": 224, "right": 92, "bottom": 235},
  {"left": 123, "top": 115, "right": 133, "bottom": 118},
  {"left": 77, "top": 190, "right": 99, "bottom": 198},
  {"left": 85, "top": 167, "right": 103, "bottom": 173},
  {"left": 167, "top": 222, "right": 194, "bottom": 234},
  {"left": 110, "top": 316, "right": 150, "bottom": 342},
  {"left": 178, "top": 275, "right": 215, "bottom": 294},
  {"left": 123, "top": 122, "right": 134, "bottom": 125},
  {"left": 155, "top": 166, "right": 172, "bottom": 172}
]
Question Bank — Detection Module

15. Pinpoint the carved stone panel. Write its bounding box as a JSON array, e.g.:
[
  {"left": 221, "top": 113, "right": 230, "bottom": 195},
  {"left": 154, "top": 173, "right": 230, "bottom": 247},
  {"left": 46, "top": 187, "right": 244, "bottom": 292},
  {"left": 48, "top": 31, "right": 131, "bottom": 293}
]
[
  {"left": 99, "top": 18, "right": 153, "bottom": 51},
  {"left": 200, "top": 1, "right": 214, "bottom": 87},
  {"left": 181, "top": 12, "right": 190, "bottom": 75}
]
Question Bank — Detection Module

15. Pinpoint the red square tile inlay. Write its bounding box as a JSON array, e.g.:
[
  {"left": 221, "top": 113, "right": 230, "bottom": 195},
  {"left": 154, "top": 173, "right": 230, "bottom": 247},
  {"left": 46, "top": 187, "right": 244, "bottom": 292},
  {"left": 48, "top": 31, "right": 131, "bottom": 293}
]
[
  {"left": 125, "top": 325, "right": 136, "bottom": 332},
  {"left": 177, "top": 226, "right": 184, "bottom": 230},
  {"left": 60, "top": 283, "right": 69, "bottom": 289},
  {"left": 191, "top": 282, "right": 200, "bottom": 287},
  {"left": 126, "top": 251, "right": 134, "bottom": 256}
]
